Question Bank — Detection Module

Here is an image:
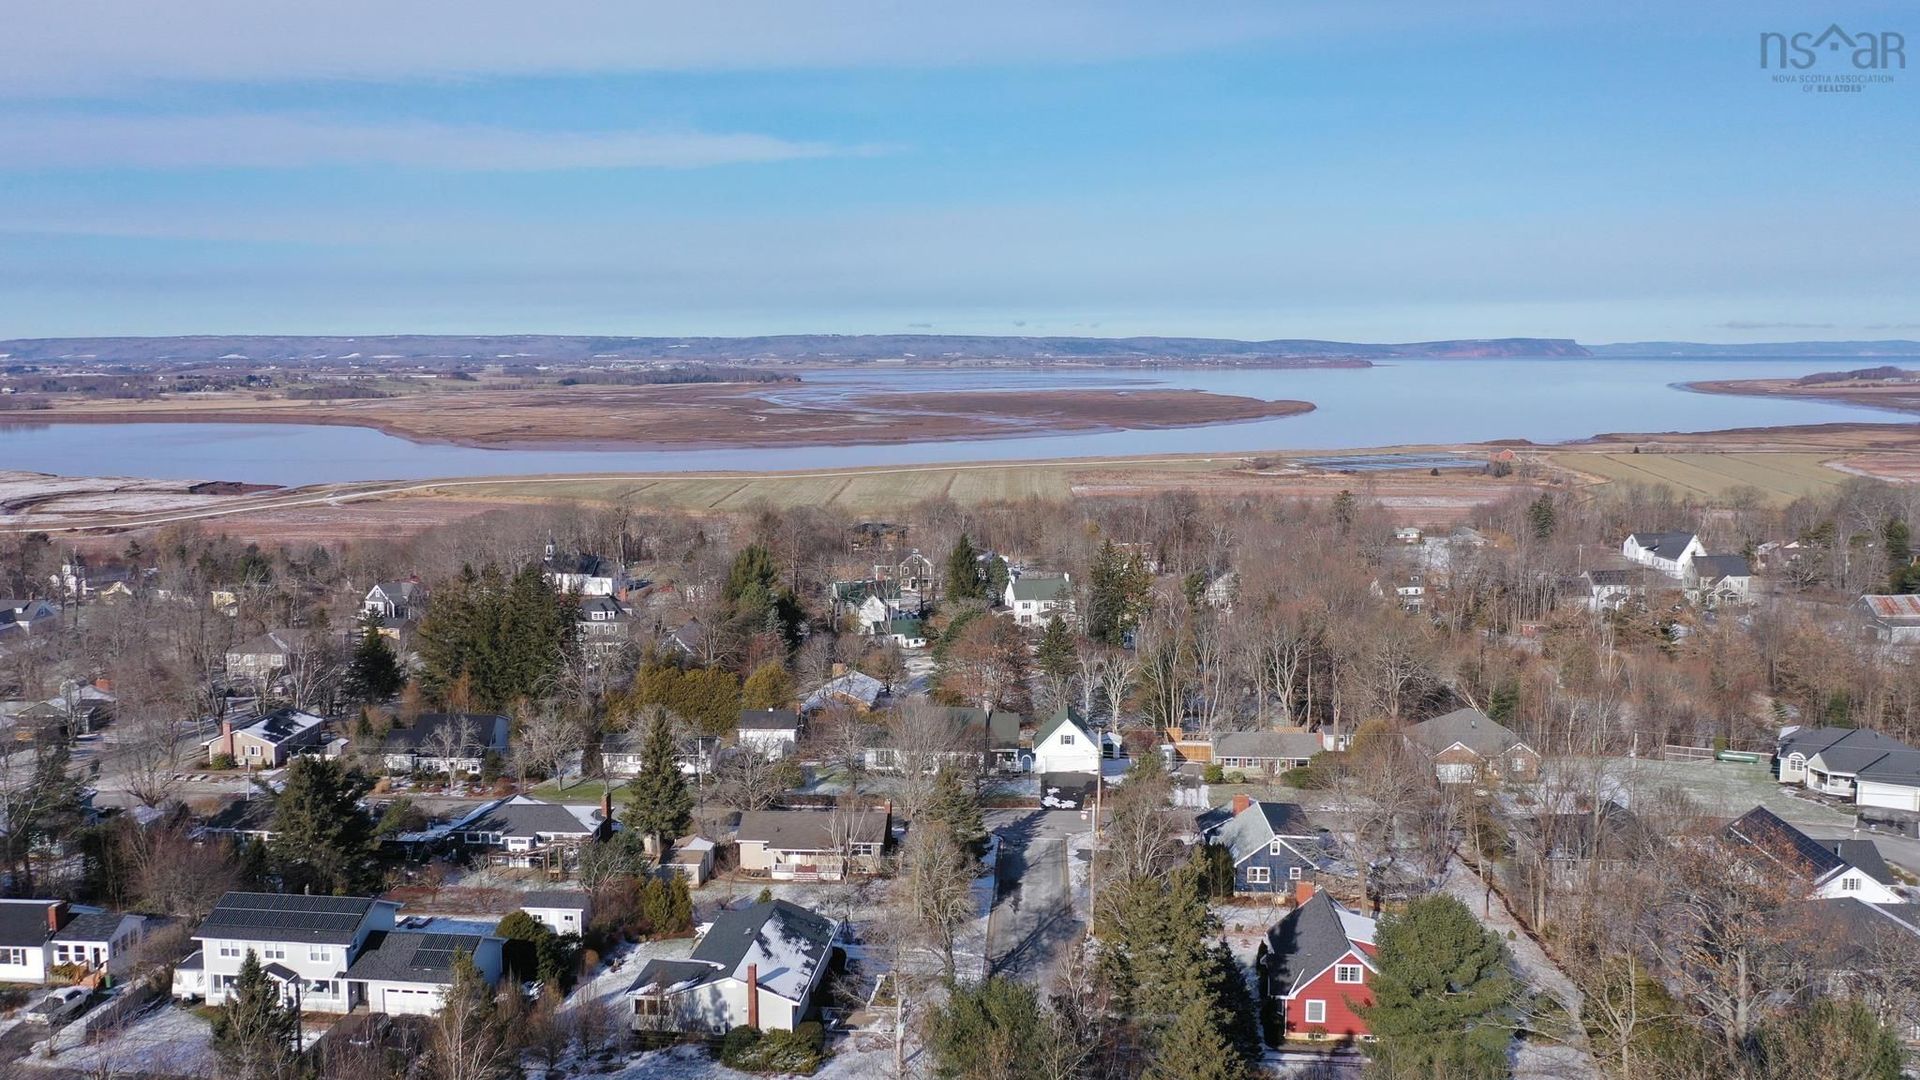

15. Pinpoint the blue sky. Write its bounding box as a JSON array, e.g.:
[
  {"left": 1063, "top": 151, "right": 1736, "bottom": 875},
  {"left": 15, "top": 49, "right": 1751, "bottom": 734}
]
[{"left": 1, "top": 1, "right": 1915, "bottom": 342}]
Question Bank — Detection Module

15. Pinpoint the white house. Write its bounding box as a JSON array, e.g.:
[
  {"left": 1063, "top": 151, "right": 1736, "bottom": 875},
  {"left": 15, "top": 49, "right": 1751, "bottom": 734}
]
[
  {"left": 1575, "top": 569, "right": 1634, "bottom": 613},
  {"left": 1031, "top": 706, "right": 1100, "bottom": 775},
  {"left": 1004, "top": 572, "right": 1073, "bottom": 627},
  {"left": 182, "top": 891, "right": 503, "bottom": 1017},
  {"left": 736, "top": 710, "right": 801, "bottom": 759},
  {"left": 1723, "top": 807, "right": 1903, "bottom": 904},
  {"left": 0, "top": 900, "right": 63, "bottom": 984},
  {"left": 1685, "top": 554, "right": 1754, "bottom": 607},
  {"left": 542, "top": 538, "right": 629, "bottom": 598},
  {"left": 1776, "top": 726, "right": 1918, "bottom": 798},
  {"left": 628, "top": 900, "right": 840, "bottom": 1034},
  {"left": 516, "top": 891, "right": 591, "bottom": 937},
  {"left": 50, "top": 912, "right": 147, "bottom": 975},
  {"left": 362, "top": 580, "right": 426, "bottom": 621},
  {"left": 1621, "top": 531, "right": 1704, "bottom": 579},
  {"left": 451, "top": 796, "right": 604, "bottom": 864}
]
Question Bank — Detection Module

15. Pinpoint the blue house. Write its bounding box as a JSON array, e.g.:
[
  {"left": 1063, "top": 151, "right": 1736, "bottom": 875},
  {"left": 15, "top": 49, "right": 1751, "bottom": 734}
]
[{"left": 1207, "top": 797, "right": 1338, "bottom": 896}]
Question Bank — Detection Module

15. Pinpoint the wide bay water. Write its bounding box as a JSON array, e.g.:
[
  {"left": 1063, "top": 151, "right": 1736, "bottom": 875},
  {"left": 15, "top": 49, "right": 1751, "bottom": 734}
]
[{"left": 0, "top": 358, "right": 1910, "bottom": 486}]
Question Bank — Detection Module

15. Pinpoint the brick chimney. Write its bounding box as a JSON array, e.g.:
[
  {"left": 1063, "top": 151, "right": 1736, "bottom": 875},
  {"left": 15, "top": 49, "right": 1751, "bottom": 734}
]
[
  {"left": 1294, "top": 880, "right": 1316, "bottom": 907},
  {"left": 1231, "top": 793, "right": 1252, "bottom": 817},
  {"left": 219, "top": 717, "right": 235, "bottom": 759},
  {"left": 746, "top": 963, "right": 759, "bottom": 1029},
  {"left": 92, "top": 677, "right": 112, "bottom": 693},
  {"left": 46, "top": 901, "right": 67, "bottom": 935},
  {"left": 601, "top": 790, "right": 613, "bottom": 822}
]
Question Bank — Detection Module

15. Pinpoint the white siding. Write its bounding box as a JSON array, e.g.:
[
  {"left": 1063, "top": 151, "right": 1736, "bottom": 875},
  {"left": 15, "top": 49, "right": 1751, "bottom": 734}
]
[{"left": 1857, "top": 779, "right": 1920, "bottom": 813}]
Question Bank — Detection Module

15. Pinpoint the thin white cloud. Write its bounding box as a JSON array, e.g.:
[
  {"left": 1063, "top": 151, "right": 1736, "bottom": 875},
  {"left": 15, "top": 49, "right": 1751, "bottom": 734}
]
[{"left": 0, "top": 113, "right": 856, "bottom": 171}]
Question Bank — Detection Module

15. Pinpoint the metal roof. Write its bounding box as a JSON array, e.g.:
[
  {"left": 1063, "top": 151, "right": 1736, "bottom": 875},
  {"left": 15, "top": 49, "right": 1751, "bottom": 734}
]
[{"left": 1862, "top": 594, "right": 1920, "bottom": 622}]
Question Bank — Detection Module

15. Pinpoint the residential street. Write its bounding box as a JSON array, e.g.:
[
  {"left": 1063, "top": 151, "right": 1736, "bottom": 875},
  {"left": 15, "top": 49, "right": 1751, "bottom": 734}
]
[{"left": 985, "top": 810, "right": 1087, "bottom": 985}]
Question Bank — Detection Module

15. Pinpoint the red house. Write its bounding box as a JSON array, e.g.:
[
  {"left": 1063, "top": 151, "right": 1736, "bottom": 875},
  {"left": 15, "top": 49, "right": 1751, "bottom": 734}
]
[{"left": 1260, "top": 887, "right": 1379, "bottom": 1041}]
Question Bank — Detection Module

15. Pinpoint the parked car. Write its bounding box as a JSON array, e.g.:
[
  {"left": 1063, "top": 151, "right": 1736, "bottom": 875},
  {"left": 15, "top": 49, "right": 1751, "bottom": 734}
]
[{"left": 25, "top": 987, "right": 89, "bottom": 1024}]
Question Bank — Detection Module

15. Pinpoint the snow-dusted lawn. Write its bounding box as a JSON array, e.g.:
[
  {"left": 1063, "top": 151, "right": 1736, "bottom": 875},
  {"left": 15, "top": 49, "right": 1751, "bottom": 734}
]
[{"left": 17, "top": 1001, "right": 216, "bottom": 1076}]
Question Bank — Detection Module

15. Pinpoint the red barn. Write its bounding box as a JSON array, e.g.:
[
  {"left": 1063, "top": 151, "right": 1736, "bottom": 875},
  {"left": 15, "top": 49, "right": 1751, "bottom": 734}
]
[{"left": 1260, "top": 887, "right": 1379, "bottom": 1041}]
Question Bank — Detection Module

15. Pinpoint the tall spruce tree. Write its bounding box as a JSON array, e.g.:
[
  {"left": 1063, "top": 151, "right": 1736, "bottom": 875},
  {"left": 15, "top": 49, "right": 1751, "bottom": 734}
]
[
  {"left": 945, "top": 533, "right": 984, "bottom": 603},
  {"left": 1146, "top": 996, "right": 1248, "bottom": 1080},
  {"left": 268, "top": 756, "right": 380, "bottom": 895},
  {"left": 1036, "top": 614, "right": 1077, "bottom": 684},
  {"left": 210, "top": 951, "right": 297, "bottom": 1080},
  {"left": 1361, "top": 894, "right": 1515, "bottom": 1080},
  {"left": 623, "top": 708, "right": 693, "bottom": 856},
  {"left": 920, "top": 767, "right": 987, "bottom": 856},
  {"left": 347, "top": 618, "right": 405, "bottom": 702}
]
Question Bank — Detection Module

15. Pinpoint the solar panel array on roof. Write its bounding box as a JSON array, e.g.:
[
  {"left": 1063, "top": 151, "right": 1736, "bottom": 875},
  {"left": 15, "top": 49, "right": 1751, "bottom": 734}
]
[
  {"left": 1725, "top": 806, "right": 1845, "bottom": 879},
  {"left": 199, "top": 891, "right": 378, "bottom": 944}
]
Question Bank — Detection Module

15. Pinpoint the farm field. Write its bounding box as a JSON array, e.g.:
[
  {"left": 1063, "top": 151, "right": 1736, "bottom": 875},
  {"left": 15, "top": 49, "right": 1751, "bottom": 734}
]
[
  {"left": 1549, "top": 452, "right": 1847, "bottom": 503},
  {"left": 433, "top": 458, "right": 1209, "bottom": 512}
]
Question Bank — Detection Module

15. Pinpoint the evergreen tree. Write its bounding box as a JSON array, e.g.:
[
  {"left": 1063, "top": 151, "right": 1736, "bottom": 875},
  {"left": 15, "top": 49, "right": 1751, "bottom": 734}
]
[
  {"left": 623, "top": 708, "right": 693, "bottom": 855},
  {"left": 1361, "top": 894, "right": 1515, "bottom": 1080},
  {"left": 1753, "top": 998, "right": 1903, "bottom": 1080},
  {"left": 945, "top": 533, "right": 984, "bottom": 602},
  {"left": 268, "top": 756, "right": 380, "bottom": 895},
  {"left": 926, "top": 977, "right": 1066, "bottom": 1080},
  {"left": 1086, "top": 540, "right": 1152, "bottom": 646},
  {"left": 347, "top": 618, "right": 406, "bottom": 702},
  {"left": 920, "top": 767, "right": 987, "bottom": 856},
  {"left": 210, "top": 951, "right": 297, "bottom": 1080},
  {"left": 416, "top": 561, "right": 578, "bottom": 709},
  {"left": 1886, "top": 516, "right": 1915, "bottom": 592},
  {"left": 1526, "top": 494, "right": 1557, "bottom": 540},
  {"left": 1035, "top": 614, "right": 1077, "bottom": 685},
  {"left": 741, "top": 661, "right": 795, "bottom": 710},
  {"left": 1146, "top": 996, "right": 1248, "bottom": 1080},
  {"left": 1, "top": 741, "right": 87, "bottom": 892},
  {"left": 1332, "top": 489, "right": 1358, "bottom": 531}
]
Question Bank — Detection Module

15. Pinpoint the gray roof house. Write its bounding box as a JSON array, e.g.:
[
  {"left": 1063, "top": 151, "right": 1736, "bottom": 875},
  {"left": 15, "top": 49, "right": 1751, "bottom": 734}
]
[
  {"left": 1259, "top": 888, "right": 1379, "bottom": 1041},
  {"left": 182, "top": 892, "right": 502, "bottom": 1016},
  {"left": 627, "top": 899, "right": 841, "bottom": 1033},
  {"left": 1212, "top": 731, "right": 1325, "bottom": 772},
  {"left": 377, "top": 712, "right": 510, "bottom": 775},
  {"left": 1722, "top": 806, "right": 1903, "bottom": 903},
  {"left": 735, "top": 810, "right": 890, "bottom": 881},
  {"left": 452, "top": 797, "right": 604, "bottom": 861},
  {"left": 1404, "top": 708, "right": 1540, "bottom": 784},
  {"left": 362, "top": 580, "right": 425, "bottom": 621},
  {"left": 1207, "top": 798, "right": 1338, "bottom": 895}
]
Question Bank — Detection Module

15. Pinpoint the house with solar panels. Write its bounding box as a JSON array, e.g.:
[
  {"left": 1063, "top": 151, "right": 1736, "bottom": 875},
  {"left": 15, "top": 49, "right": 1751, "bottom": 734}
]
[
  {"left": 177, "top": 892, "right": 503, "bottom": 1016},
  {"left": 627, "top": 899, "right": 841, "bottom": 1034},
  {"left": 1721, "top": 807, "right": 1902, "bottom": 904}
]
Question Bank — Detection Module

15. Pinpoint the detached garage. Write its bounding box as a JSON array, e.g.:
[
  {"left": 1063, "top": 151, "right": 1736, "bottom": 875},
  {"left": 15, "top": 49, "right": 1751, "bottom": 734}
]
[{"left": 345, "top": 931, "right": 504, "bottom": 1016}]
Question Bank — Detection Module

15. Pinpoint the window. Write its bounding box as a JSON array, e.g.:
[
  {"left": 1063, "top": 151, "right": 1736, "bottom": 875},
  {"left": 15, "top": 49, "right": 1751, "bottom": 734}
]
[
  {"left": 1303, "top": 1000, "right": 1327, "bottom": 1025},
  {"left": 0, "top": 947, "right": 27, "bottom": 966},
  {"left": 309, "top": 947, "right": 331, "bottom": 962},
  {"left": 246, "top": 744, "right": 261, "bottom": 757},
  {"left": 1247, "top": 866, "right": 1271, "bottom": 884},
  {"left": 1060, "top": 734, "right": 1074, "bottom": 745},
  {"left": 218, "top": 944, "right": 242, "bottom": 958},
  {"left": 1335, "top": 965, "right": 1363, "bottom": 984},
  {"left": 1269, "top": 838, "right": 1285, "bottom": 856},
  {"left": 262, "top": 946, "right": 286, "bottom": 960},
  {"left": 1842, "top": 876, "right": 1862, "bottom": 892},
  {"left": 1288, "top": 866, "right": 1303, "bottom": 881}
]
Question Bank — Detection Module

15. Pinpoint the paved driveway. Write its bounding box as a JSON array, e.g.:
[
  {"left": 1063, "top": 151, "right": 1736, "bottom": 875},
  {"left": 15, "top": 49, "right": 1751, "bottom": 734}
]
[{"left": 985, "top": 810, "right": 1088, "bottom": 985}]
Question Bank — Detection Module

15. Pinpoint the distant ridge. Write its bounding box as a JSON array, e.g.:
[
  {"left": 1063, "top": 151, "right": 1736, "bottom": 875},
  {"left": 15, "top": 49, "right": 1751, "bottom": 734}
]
[
  {"left": 1592, "top": 340, "right": 1920, "bottom": 358},
  {"left": 0, "top": 334, "right": 1587, "bottom": 365}
]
